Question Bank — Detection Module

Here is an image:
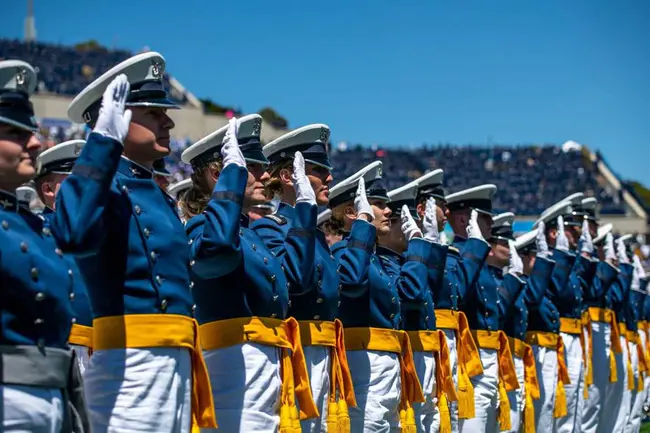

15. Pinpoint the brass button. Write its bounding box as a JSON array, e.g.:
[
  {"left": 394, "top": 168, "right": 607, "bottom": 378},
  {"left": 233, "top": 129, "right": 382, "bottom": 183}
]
[
  {"left": 156, "top": 275, "right": 163, "bottom": 284},
  {"left": 150, "top": 251, "right": 157, "bottom": 261},
  {"left": 34, "top": 318, "right": 44, "bottom": 325},
  {"left": 271, "top": 313, "right": 278, "bottom": 318},
  {"left": 68, "top": 269, "right": 73, "bottom": 276},
  {"left": 20, "top": 242, "right": 28, "bottom": 252},
  {"left": 390, "top": 313, "right": 395, "bottom": 319},
  {"left": 2, "top": 220, "right": 8, "bottom": 229},
  {"left": 190, "top": 260, "right": 195, "bottom": 266},
  {"left": 161, "top": 299, "right": 168, "bottom": 310},
  {"left": 273, "top": 295, "right": 279, "bottom": 301},
  {"left": 69, "top": 292, "right": 75, "bottom": 300},
  {"left": 134, "top": 205, "right": 141, "bottom": 215},
  {"left": 391, "top": 297, "right": 396, "bottom": 304},
  {"left": 55, "top": 248, "right": 63, "bottom": 256},
  {"left": 189, "top": 281, "right": 194, "bottom": 289},
  {"left": 264, "top": 257, "right": 269, "bottom": 264},
  {"left": 35, "top": 292, "right": 45, "bottom": 301},
  {"left": 144, "top": 228, "right": 151, "bottom": 238},
  {"left": 71, "top": 317, "right": 77, "bottom": 324},
  {"left": 316, "top": 298, "right": 323, "bottom": 304},
  {"left": 30, "top": 267, "right": 38, "bottom": 280},
  {"left": 42, "top": 227, "right": 51, "bottom": 236},
  {"left": 252, "top": 244, "right": 256, "bottom": 251},
  {"left": 269, "top": 275, "right": 276, "bottom": 282},
  {"left": 314, "top": 315, "right": 321, "bottom": 320}
]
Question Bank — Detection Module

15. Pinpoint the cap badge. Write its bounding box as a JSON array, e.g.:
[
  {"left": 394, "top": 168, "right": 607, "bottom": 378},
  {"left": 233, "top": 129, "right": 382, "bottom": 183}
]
[
  {"left": 319, "top": 127, "right": 329, "bottom": 142},
  {"left": 74, "top": 142, "right": 84, "bottom": 156},
  {"left": 16, "top": 68, "right": 28, "bottom": 88},
  {"left": 252, "top": 118, "right": 262, "bottom": 136},
  {"left": 151, "top": 61, "right": 163, "bottom": 79}
]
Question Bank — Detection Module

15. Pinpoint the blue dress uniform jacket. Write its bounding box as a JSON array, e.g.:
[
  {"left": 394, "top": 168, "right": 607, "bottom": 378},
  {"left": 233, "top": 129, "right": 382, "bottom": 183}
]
[
  {"left": 51, "top": 133, "right": 194, "bottom": 319},
  {"left": 454, "top": 236, "right": 501, "bottom": 332},
  {"left": 644, "top": 289, "right": 650, "bottom": 324},
  {"left": 377, "top": 241, "right": 446, "bottom": 331},
  {"left": 625, "top": 282, "right": 646, "bottom": 333},
  {"left": 42, "top": 208, "right": 93, "bottom": 329},
  {"left": 187, "top": 165, "right": 315, "bottom": 323},
  {"left": 1, "top": 190, "right": 74, "bottom": 348},
  {"left": 437, "top": 238, "right": 490, "bottom": 311},
  {"left": 608, "top": 263, "right": 634, "bottom": 324},
  {"left": 334, "top": 231, "right": 433, "bottom": 330},
  {"left": 492, "top": 266, "right": 527, "bottom": 330},
  {"left": 526, "top": 257, "right": 561, "bottom": 334},
  {"left": 550, "top": 249, "right": 591, "bottom": 319},
  {"left": 252, "top": 202, "right": 335, "bottom": 321},
  {"left": 583, "top": 259, "right": 620, "bottom": 309}
]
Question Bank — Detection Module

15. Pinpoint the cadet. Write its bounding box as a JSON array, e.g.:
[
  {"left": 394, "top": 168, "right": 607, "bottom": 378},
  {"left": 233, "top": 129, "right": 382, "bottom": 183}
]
[
  {"left": 413, "top": 170, "right": 486, "bottom": 433},
  {"left": 489, "top": 212, "right": 535, "bottom": 433},
  {"left": 259, "top": 124, "right": 356, "bottom": 433},
  {"left": 446, "top": 184, "right": 516, "bottom": 433},
  {"left": 180, "top": 116, "right": 318, "bottom": 432},
  {"left": 515, "top": 221, "right": 565, "bottom": 433},
  {"left": 34, "top": 139, "right": 94, "bottom": 374},
  {"left": 0, "top": 60, "right": 89, "bottom": 432},
  {"left": 601, "top": 235, "right": 634, "bottom": 433},
  {"left": 54, "top": 53, "right": 215, "bottom": 432},
  {"left": 328, "top": 161, "right": 426, "bottom": 432},
  {"left": 381, "top": 182, "right": 457, "bottom": 432},
  {"left": 624, "top": 254, "right": 648, "bottom": 433},
  {"left": 578, "top": 203, "right": 621, "bottom": 433}
]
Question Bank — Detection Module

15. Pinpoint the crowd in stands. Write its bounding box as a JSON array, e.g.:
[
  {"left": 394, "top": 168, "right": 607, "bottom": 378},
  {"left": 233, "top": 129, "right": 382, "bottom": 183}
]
[{"left": 0, "top": 38, "right": 188, "bottom": 104}]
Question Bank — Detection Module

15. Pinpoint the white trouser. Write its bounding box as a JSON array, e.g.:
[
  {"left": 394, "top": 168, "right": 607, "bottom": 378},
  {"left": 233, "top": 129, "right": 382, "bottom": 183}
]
[
  {"left": 625, "top": 339, "right": 643, "bottom": 433},
  {"left": 348, "top": 349, "right": 401, "bottom": 433},
  {"left": 70, "top": 344, "right": 91, "bottom": 375},
  {"left": 531, "top": 343, "right": 558, "bottom": 433},
  {"left": 202, "top": 342, "right": 281, "bottom": 433},
  {"left": 582, "top": 321, "right": 612, "bottom": 433},
  {"left": 503, "top": 354, "right": 525, "bottom": 433},
  {"left": 556, "top": 332, "right": 585, "bottom": 433},
  {"left": 413, "top": 350, "right": 440, "bottom": 433},
  {"left": 441, "top": 329, "right": 458, "bottom": 433},
  {"left": 604, "top": 335, "right": 630, "bottom": 433},
  {"left": 300, "top": 345, "right": 331, "bottom": 433},
  {"left": 84, "top": 347, "right": 192, "bottom": 433},
  {"left": 640, "top": 329, "right": 650, "bottom": 409},
  {"left": 1, "top": 385, "right": 64, "bottom": 433},
  {"left": 458, "top": 347, "right": 498, "bottom": 433}
]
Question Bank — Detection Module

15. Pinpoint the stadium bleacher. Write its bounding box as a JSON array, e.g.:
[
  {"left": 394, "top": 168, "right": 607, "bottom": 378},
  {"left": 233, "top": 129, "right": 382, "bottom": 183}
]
[{"left": 0, "top": 38, "right": 627, "bottom": 216}]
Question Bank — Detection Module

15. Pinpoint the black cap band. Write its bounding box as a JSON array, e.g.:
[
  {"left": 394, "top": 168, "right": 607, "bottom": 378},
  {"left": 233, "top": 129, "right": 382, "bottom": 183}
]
[
  {"left": 0, "top": 89, "right": 37, "bottom": 130},
  {"left": 267, "top": 142, "right": 332, "bottom": 170},
  {"left": 448, "top": 198, "right": 492, "bottom": 213}
]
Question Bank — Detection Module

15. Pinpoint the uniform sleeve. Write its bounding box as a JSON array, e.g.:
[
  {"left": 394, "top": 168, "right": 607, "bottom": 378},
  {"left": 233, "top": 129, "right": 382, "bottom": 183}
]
[
  {"left": 610, "top": 263, "right": 634, "bottom": 315},
  {"left": 455, "top": 238, "right": 491, "bottom": 300},
  {"left": 498, "top": 273, "right": 526, "bottom": 318},
  {"left": 525, "top": 257, "right": 555, "bottom": 309},
  {"left": 590, "top": 260, "right": 620, "bottom": 301},
  {"left": 392, "top": 238, "right": 436, "bottom": 302},
  {"left": 550, "top": 249, "right": 577, "bottom": 304},
  {"left": 333, "top": 219, "right": 376, "bottom": 295},
  {"left": 426, "top": 243, "right": 449, "bottom": 296},
  {"left": 187, "top": 164, "right": 248, "bottom": 278},
  {"left": 50, "top": 133, "right": 122, "bottom": 254},
  {"left": 575, "top": 254, "right": 597, "bottom": 295},
  {"left": 251, "top": 202, "right": 317, "bottom": 295}
]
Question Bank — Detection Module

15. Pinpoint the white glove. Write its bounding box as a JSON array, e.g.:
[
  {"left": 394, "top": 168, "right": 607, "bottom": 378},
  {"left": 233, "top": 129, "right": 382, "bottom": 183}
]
[
  {"left": 604, "top": 233, "right": 616, "bottom": 261},
  {"left": 292, "top": 151, "right": 316, "bottom": 205},
  {"left": 400, "top": 205, "right": 422, "bottom": 241},
  {"left": 631, "top": 255, "right": 642, "bottom": 291},
  {"left": 93, "top": 74, "right": 132, "bottom": 144},
  {"left": 422, "top": 197, "right": 440, "bottom": 243},
  {"left": 617, "top": 238, "right": 630, "bottom": 264},
  {"left": 555, "top": 216, "right": 570, "bottom": 252},
  {"left": 634, "top": 254, "right": 646, "bottom": 277},
  {"left": 507, "top": 240, "right": 524, "bottom": 275},
  {"left": 579, "top": 219, "right": 594, "bottom": 255},
  {"left": 466, "top": 209, "right": 484, "bottom": 240},
  {"left": 221, "top": 118, "right": 246, "bottom": 168},
  {"left": 354, "top": 178, "right": 374, "bottom": 221},
  {"left": 536, "top": 221, "right": 549, "bottom": 257}
]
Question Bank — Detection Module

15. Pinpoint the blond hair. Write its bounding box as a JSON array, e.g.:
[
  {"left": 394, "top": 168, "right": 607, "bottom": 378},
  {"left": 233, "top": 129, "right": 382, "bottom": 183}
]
[{"left": 179, "top": 160, "right": 223, "bottom": 220}]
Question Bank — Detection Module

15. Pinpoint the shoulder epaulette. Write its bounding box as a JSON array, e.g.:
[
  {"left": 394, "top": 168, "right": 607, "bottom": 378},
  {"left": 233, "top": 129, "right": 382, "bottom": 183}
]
[{"left": 265, "top": 214, "right": 287, "bottom": 225}]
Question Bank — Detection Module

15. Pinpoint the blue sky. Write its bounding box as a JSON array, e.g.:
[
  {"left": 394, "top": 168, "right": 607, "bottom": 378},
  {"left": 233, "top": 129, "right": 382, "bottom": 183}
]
[{"left": 2, "top": 0, "right": 649, "bottom": 183}]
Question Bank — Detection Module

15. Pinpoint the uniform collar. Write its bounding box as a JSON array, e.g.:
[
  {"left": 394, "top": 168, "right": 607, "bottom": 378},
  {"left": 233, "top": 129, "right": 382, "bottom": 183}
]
[
  {"left": 117, "top": 156, "right": 153, "bottom": 179},
  {"left": 240, "top": 213, "right": 250, "bottom": 228},
  {"left": 0, "top": 189, "right": 19, "bottom": 212},
  {"left": 488, "top": 264, "right": 504, "bottom": 279},
  {"left": 452, "top": 235, "right": 467, "bottom": 247},
  {"left": 276, "top": 202, "right": 295, "bottom": 219},
  {"left": 376, "top": 245, "right": 404, "bottom": 262}
]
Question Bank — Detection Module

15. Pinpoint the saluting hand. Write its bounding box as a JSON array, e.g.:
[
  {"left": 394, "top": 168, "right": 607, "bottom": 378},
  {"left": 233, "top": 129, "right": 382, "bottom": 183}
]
[
  {"left": 93, "top": 74, "right": 132, "bottom": 144},
  {"left": 507, "top": 240, "right": 524, "bottom": 275},
  {"left": 536, "top": 221, "right": 549, "bottom": 257},
  {"left": 466, "top": 209, "right": 484, "bottom": 240},
  {"left": 604, "top": 233, "right": 617, "bottom": 262},
  {"left": 555, "top": 216, "right": 570, "bottom": 252},
  {"left": 354, "top": 178, "right": 374, "bottom": 222},
  {"left": 579, "top": 219, "right": 594, "bottom": 255},
  {"left": 221, "top": 118, "right": 246, "bottom": 168},
  {"left": 400, "top": 205, "right": 422, "bottom": 241},
  {"left": 292, "top": 151, "right": 317, "bottom": 206},
  {"left": 616, "top": 238, "right": 630, "bottom": 264},
  {"left": 422, "top": 197, "right": 440, "bottom": 243}
]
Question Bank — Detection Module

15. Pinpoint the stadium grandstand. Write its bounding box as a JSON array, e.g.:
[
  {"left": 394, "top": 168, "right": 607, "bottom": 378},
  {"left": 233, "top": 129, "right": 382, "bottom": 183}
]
[{"left": 1, "top": 37, "right": 647, "bottom": 235}]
